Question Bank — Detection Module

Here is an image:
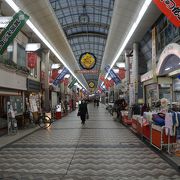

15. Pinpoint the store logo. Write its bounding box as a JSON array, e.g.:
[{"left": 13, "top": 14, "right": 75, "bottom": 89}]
[
  {"left": 88, "top": 81, "right": 95, "bottom": 88},
  {"left": 79, "top": 52, "right": 96, "bottom": 70},
  {"left": 153, "top": 0, "right": 180, "bottom": 27}
]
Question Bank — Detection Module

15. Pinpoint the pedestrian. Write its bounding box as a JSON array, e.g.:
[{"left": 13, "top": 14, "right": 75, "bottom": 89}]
[
  {"left": 94, "top": 99, "right": 96, "bottom": 107},
  {"left": 96, "top": 98, "right": 99, "bottom": 107},
  {"left": 78, "top": 99, "right": 88, "bottom": 125}
]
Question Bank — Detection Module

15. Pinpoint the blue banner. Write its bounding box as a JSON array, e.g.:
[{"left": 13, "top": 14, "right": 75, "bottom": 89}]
[
  {"left": 52, "top": 67, "right": 69, "bottom": 86},
  {"left": 104, "top": 65, "right": 121, "bottom": 85}
]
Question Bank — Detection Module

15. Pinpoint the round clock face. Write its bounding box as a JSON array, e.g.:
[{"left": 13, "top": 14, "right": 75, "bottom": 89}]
[{"left": 79, "top": 14, "right": 89, "bottom": 23}]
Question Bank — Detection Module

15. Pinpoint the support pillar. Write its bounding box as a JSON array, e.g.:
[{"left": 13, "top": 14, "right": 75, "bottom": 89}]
[
  {"left": 132, "top": 43, "right": 139, "bottom": 104},
  {"left": 43, "top": 50, "right": 50, "bottom": 112}
]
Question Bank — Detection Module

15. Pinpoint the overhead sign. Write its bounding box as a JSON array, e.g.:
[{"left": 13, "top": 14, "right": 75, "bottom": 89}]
[
  {"left": 52, "top": 67, "right": 69, "bottom": 86},
  {"left": 0, "top": 17, "right": 12, "bottom": 28},
  {"left": 153, "top": 0, "right": 180, "bottom": 27},
  {"left": 104, "top": 65, "right": 121, "bottom": 85},
  {"left": 75, "top": 69, "right": 99, "bottom": 74},
  {"left": 79, "top": 52, "right": 96, "bottom": 70},
  {"left": 0, "top": 10, "right": 29, "bottom": 55},
  {"left": 88, "top": 81, "right": 95, "bottom": 88}
]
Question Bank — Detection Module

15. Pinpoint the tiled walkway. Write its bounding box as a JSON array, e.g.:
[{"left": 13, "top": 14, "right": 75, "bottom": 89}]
[{"left": 0, "top": 103, "right": 180, "bottom": 180}]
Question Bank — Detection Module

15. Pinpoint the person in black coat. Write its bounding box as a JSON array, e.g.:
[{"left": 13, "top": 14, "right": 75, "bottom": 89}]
[{"left": 79, "top": 99, "right": 88, "bottom": 125}]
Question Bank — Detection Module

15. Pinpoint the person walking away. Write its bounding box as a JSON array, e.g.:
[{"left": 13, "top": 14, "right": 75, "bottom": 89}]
[
  {"left": 94, "top": 99, "right": 96, "bottom": 107},
  {"left": 78, "top": 99, "right": 88, "bottom": 125},
  {"left": 96, "top": 98, "right": 99, "bottom": 107}
]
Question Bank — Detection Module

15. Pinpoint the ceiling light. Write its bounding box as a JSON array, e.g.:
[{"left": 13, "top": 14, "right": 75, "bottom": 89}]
[
  {"left": 5, "top": 0, "right": 87, "bottom": 90},
  {"left": 105, "top": 0, "right": 152, "bottom": 79},
  {"left": 165, "top": 67, "right": 171, "bottom": 71},
  {"left": 107, "top": 76, "right": 112, "bottom": 80},
  {"left": 116, "top": 62, "right": 125, "bottom": 68},
  {"left": 25, "top": 43, "right": 41, "bottom": 51},
  {"left": 5, "top": 0, "right": 20, "bottom": 12},
  {"left": 64, "top": 74, "right": 71, "bottom": 78},
  {"left": 51, "top": 64, "right": 61, "bottom": 69}
]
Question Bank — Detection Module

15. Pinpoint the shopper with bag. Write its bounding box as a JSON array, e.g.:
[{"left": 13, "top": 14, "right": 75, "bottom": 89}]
[{"left": 78, "top": 99, "right": 88, "bottom": 125}]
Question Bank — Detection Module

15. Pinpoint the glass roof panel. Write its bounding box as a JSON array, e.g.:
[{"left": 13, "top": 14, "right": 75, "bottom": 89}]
[{"left": 49, "top": 0, "right": 115, "bottom": 87}]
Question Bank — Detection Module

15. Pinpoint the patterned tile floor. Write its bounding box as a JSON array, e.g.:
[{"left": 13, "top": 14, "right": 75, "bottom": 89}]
[{"left": 0, "top": 103, "right": 180, "bottom": 180}]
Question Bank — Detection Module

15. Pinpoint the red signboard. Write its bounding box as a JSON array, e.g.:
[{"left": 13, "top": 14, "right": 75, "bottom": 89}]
[
  {"left": 27, "top": 52, "right": 37, "bottom": 68},
  {"left": 51, "top": 69, "right": 59, "bottom": 80},
  {"left": 153, "top": 0, "right": 180, "bottom": 27}
]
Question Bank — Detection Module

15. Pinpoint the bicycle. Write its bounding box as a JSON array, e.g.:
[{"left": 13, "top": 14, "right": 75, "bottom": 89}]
[
  {"left": 37, "top": 112, "right": 52, "bottom": 129},
  {"left": 38, "top": 107, "right": 58, "bottom": 128}
]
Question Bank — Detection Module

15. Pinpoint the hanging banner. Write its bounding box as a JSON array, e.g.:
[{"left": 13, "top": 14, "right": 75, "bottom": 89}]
[
  {"left": 52, "top": 67, "right": 69, "bottom": 86},
  {"left": 104, "top": 79, "right": 111, "bottom": 89},
  {"left": 99, "top": 75, "right": 105, "bottom": 82},
  {"left": 0, "top": 10, "right": 29, "bottom": 54},
  {"left": 99, "top": 83, "right": 106, "bottom": 93},
  {"left": 153, "top": 0, "right": 180, "bottom": 27},
  {"left": 75, "top": 69, "right": 99, "bottom": 74},
  {"left": 104, "top": 65, "right": 121, "bottom": 85},
  {"left": 27, "top": 52, "right": 37, "bottom": 69},
  {"left": 68, "top": 77, "right": 77, "bottom": 89},
  {"left": 51, "top": 69, "right": 59, "bottom": 80}
]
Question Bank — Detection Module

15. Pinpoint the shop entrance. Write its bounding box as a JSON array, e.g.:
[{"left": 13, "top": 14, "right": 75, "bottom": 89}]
[{"left": 0, "top": 96, "right": 8, "bottom": 136}]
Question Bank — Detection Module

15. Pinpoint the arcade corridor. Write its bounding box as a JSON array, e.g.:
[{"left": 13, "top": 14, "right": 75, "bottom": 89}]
[{"left": 0, "top": 104, "right": 179, "bottom": 180}]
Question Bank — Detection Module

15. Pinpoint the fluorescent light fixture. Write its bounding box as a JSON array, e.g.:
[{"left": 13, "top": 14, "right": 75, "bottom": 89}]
[
  {"left": 51, "top": 64, "right": 61, "bottom": 69},
  {"left": 25, "top": 43, "right": 41, "bottom": 51},
  {"left": 5, "top": 0, "right": 20, "bottom": 12},
  {"left": 5, "top": 0, "right": 87, "bottom": 90},
  {"left": 116, "top": 62, "right": 125, "bottom": 68},
  {"left": 105, "top": 0, "right": 152, "bottom": 79},
  {"left": 64, "top": 74, "right": 71, "bottom": 78},
  {"left": 165, "top": 67, "right": 171, "bottom": 71}
]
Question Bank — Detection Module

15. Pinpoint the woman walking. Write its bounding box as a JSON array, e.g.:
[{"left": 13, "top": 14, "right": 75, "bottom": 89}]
[{"left": 78, "top": 99, "right": 88, "bottom": 125}]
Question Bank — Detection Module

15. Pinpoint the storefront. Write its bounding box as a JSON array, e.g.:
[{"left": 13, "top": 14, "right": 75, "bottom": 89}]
[
  {"left": 0, "top": 68, "right": 27, "bottom": 134},
  {"left": 156, "top": 43, "right": 180, "bottom": 104}
]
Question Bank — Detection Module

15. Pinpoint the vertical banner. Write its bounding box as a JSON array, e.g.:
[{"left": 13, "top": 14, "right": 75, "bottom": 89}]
[
  {"left": 27, "top": 52, "right": 37, "bottom": 68},
  {"left": 52, "top": 67, "right": 69, "bottom": 86},
  {"left": 68, "top": 77, "right": 77, "bottom": 89},
  {"left": 0, "top": 10, "right": 29, "bottom": 54},
  {"left": 153, "top": 0, "right": 180, "bottom": 27},
  {"left": 104, "top": 65, "right": 121, "bottom": 85}
]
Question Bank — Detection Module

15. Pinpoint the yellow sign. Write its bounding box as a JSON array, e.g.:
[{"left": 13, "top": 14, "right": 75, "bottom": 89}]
[
  {"left": 89, "top": 81, "right": 95, "bottom": 88},
  {"left": 79, "top": 52, "right": 96, "bottom": 69}
]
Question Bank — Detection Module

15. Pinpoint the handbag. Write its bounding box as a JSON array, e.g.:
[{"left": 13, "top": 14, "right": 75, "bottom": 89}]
[{"left": 77, "top": 111, "right": 80, "bottom": 116}]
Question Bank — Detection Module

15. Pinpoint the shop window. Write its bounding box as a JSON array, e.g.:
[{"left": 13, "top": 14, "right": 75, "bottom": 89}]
[
  {"left": 0, "top": 43, "right": 13, "bottom": 64},
  {"left": 17, "top": 43, "right": 26, "bottom": 67}
]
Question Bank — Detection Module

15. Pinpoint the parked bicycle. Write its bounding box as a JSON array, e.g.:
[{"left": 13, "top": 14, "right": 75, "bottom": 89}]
[{"left": 37, "top": 112, "right": 51, "bottom": 129}]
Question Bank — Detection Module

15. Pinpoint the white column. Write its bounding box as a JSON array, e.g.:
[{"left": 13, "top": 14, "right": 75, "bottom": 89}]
[
  {"left": 132, "top": 43, "right": 139, "bottom": 104},
  {"left": 43, "top": 50, "right": 50, "bottom": 112}
]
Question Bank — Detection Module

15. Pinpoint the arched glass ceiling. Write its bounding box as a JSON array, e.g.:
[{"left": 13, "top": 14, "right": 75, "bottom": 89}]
[{"left": 49, "top": 0, "right": 115, "bottom": 88}]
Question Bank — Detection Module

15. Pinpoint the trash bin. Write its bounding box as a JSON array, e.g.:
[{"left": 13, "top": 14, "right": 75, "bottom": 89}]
[{"left": 55, "top": 104, "right": 61, "bottom": 119}]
